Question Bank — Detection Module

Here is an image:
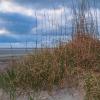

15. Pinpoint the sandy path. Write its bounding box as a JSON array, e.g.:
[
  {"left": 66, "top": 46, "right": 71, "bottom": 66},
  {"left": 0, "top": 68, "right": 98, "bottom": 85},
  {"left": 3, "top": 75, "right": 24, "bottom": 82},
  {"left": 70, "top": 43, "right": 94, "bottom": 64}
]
[{"left": 0, "top": 88, "right": 84, "bottom": 100}]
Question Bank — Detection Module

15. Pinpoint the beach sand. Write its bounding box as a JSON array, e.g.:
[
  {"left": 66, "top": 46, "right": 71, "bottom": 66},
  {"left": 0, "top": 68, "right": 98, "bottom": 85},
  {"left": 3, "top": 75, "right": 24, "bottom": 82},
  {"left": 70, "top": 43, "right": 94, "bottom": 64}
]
[{"left": 0, "top": 88, "right": 84, "bottom": 100}]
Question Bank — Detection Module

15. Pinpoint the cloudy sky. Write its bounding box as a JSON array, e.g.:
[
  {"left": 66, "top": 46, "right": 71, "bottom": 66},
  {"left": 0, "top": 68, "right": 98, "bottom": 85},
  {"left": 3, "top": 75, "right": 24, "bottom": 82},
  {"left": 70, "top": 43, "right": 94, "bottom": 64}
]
[{"left": 0, "top": 0, "right": 100, "bottom": 48}]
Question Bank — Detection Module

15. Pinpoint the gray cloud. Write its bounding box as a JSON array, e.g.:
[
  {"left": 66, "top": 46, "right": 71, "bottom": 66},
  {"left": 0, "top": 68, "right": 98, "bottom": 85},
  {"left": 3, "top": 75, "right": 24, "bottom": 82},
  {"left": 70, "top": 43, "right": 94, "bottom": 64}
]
[
  {"left": 12, "top": 0, "right": 72, "bottom": 8},
  {"left": 12, "top": 0, "right": 100, "bottom": 9}
]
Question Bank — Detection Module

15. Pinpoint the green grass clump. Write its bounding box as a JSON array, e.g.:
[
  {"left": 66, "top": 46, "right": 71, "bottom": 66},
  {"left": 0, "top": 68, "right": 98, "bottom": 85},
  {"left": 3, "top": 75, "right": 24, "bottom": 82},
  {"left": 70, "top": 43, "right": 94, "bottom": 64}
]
[{"left": 84, "top": 72, "right": 100, "bottom": 100}]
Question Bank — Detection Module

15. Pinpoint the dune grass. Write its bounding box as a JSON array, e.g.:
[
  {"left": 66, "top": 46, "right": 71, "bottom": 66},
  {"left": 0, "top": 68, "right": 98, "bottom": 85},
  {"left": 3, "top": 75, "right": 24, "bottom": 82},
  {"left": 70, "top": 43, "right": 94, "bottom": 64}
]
[{"left": 0, "top": 35, "right": 100, "bottom": 100}]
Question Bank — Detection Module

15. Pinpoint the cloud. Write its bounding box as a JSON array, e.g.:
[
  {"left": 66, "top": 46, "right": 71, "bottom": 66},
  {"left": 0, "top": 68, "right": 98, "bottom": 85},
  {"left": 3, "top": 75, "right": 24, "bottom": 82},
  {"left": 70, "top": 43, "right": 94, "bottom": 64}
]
[
  {"left": 0, "top": 1, "right": 31, "bottom": 15},
  {"left": 32, "top": 7, "right": 72, "bottom": 35},
  {"left": 0, "top": 1, "right": 39, "bottom": 18},
  {"left": 0, "top": 0, "right": 11, "bottom": 1},
  {"left": 12, "top": 0, "right": 71, "bottom": 8},
  {"left": 11, "top": 0, "right": 100, "bottom": 9},
  {"left": 0, "top": 28, "right": 10, "bottom": 35}
]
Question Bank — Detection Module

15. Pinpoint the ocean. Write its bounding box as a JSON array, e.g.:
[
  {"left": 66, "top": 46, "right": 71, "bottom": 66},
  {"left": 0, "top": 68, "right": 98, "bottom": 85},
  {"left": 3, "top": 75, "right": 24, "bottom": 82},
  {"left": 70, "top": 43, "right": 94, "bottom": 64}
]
[{"left": 0, "top": 48, "right": 34, "bottom": 58}]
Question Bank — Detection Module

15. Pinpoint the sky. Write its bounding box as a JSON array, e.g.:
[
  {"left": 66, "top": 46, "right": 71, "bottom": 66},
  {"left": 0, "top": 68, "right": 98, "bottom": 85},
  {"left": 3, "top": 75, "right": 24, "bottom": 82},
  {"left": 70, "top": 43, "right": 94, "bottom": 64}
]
[{"left": 0, "top": 0, "right": 100, "bottom": 48}]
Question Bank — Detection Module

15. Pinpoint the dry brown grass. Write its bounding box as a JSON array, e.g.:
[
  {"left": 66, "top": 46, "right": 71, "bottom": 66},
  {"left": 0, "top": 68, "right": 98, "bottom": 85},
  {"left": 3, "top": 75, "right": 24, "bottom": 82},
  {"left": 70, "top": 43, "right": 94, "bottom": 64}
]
[
  {"left": 1, "top": 34, "right": 99, "bottom": 92},
  {"left": 0, "top": 34, "right": 100, "bottom": 100}
]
